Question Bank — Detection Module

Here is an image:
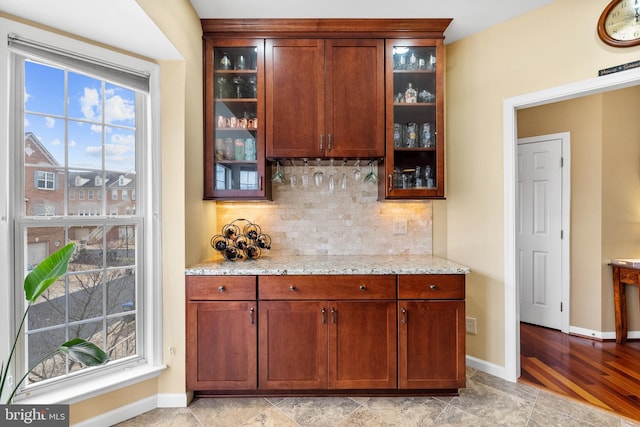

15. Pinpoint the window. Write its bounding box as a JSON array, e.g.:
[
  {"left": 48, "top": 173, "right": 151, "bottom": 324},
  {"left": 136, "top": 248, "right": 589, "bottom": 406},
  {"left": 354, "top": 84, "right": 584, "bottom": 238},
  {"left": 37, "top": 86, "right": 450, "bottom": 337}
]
[
  {"left": 35, "top": 170, "right": 55, "bottom": 190},
  {"left": 122, "top": 189, "right": 128, "bottom": 201},
  {"left": 112, "top": 190, "right": 118, "bottom": 200},
  {"left": 5, "top": 26, "right": 162, "bottom": 403}
]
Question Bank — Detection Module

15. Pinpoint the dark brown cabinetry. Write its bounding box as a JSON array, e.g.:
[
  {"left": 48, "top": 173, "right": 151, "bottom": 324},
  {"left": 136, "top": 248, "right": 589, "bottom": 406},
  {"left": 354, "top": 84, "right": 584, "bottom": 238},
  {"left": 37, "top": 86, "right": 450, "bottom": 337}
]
[
  {"left": 382, "top": 39, "right": 445, "bottom": 199},
  {"left": 203, "top": 39, "right": 270, "bottom": 200},
  {"left": 265, "top": 39, "right": 385, "bottom": 159},
  {"left": 202, "top": 19, "right": 451, "bottom": 200},
  {"left": 258, "top": 275, "right": 397, "bottom": 390},
  {"left": 186, "top": 276, "right": 257, "bottom": 390},
  {"left": 398, "top": 274, "right": 466, "bottom": 389},
  {"left": 186, "top": 270, "right": 464, "bottom": 395}
]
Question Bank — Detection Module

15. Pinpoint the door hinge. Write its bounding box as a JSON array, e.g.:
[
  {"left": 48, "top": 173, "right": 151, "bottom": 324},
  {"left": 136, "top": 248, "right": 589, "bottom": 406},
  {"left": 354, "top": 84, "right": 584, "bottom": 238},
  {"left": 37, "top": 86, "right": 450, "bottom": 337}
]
[
  {"left": 560, "top": 302, "right": 563, "bottom": 312},
  {"left": 560, "top": 157, "right": 564, "bottom": 167},
  {"left": 561, "top": 229, "right": 563, "bottom": 239}
]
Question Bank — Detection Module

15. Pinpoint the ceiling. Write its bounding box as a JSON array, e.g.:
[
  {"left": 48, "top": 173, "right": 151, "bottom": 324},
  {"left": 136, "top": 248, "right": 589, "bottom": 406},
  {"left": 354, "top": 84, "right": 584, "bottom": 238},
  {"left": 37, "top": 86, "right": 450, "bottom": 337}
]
[
  {"left": 0, "top": 0, "right": 556, "bottom": 60},
  {"left": 189, "top": 0, "right": 557, "bottom": 44}
]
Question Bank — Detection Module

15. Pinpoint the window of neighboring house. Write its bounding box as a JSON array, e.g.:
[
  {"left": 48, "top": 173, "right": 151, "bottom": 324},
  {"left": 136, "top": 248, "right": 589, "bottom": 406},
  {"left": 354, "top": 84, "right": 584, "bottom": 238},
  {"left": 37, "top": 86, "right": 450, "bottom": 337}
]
[
  {"left": 131, "top": 189, "right": 135, "bottom": 201},
  {"left": 112, "top": 189, "right": 118, "bottom": 200},
  {"left": 122, "top": 189, "right": 128, "bottom": 201},
  {"left": 35, "top": 170, "right": 55, "bottom": 190},
  {"left": 6, "top": 27, "right": 162, "bottom": 402}
]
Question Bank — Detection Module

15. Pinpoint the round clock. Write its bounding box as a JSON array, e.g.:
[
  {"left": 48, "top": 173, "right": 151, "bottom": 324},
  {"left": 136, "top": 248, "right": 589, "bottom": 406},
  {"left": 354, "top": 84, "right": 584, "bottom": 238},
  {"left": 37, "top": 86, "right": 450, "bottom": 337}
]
[{"left": 598, "top": 0, "right": 640, "bottom": 47}]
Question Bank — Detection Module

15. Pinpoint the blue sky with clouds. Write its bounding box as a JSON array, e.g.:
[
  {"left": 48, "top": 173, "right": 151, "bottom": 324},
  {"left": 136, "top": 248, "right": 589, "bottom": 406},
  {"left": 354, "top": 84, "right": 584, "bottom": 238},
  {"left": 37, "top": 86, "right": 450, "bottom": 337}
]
[{"left": 24, "top": 59, "right": 137, "bottom": 173}]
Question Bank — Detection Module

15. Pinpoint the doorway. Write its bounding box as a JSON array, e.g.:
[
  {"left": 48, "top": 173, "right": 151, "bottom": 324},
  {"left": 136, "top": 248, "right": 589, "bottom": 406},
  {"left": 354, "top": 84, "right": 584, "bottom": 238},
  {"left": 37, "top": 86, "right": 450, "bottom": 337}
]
[
  {"left": 503, "top": 66, "right": 640, "bottom": 382},
  {"left": 517, "top": 133, "right": 570, "bottom": 333}
]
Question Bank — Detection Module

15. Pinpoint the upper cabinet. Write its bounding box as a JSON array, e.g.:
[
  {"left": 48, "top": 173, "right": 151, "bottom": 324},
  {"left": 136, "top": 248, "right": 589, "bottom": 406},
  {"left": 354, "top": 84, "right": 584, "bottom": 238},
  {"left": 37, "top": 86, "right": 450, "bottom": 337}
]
[
  {"left": 265, "top": 39, "right": 385, "bottom": 159},
  {"left": 201, "top": 19, "right": 451, "bottom": 200},
  {"left": 203, "top": 38, "right": 271, "bottom": 200},
  {"left": 382, "top": 39, "right": 445, "bottom": 199}
]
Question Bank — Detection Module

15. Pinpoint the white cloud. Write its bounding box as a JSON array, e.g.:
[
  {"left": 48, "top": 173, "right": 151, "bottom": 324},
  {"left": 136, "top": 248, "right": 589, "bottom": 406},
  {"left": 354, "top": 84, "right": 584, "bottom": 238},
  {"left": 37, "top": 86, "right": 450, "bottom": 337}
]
[
  {"left": 105, "top": 94, "right": 134, "bottom": 123},
  {"left": 90, "top": 124, "right": 102, "bottom": 133},
  {"left": 111, "top": 133, "right": 135, "bottom": 146},
  {"left": 80, "top": 87, "right": 100, "bottom": 121},
  {"left": 51, "top": 139, "right": 61, "bottom": 146},
  {"left": 24, "top": 117, "right": 30, "bottom": 127},
  {"left": 45, "top": 117, "right": 56, "bottom": 128},
  {"left": 24, "top": 88, "right": 31, "bottom": 104},
  {"left": 69, "top": 140, "right": 77, "bottom": 147}
]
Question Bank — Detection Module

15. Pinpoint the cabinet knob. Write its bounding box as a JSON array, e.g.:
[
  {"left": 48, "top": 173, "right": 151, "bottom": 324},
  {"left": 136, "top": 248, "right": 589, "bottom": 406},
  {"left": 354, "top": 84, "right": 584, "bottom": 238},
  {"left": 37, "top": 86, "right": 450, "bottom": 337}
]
[
  {"left": 289, "top": 285, "right": 296, "bottom": 291},
  {"left": 218, "top": 286, "right": 225, "bottom": 292},
  {"left": 359, "top": 285, "right": 366, "bottom": 291},
  {"left": 429, "top": 284, "right": 438, "bottom": 290}
]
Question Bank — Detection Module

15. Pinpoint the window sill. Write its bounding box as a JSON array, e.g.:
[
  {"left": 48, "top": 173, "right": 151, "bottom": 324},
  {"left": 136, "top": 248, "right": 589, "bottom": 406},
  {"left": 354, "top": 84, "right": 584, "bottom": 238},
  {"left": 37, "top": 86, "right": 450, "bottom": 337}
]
[{"left": 15, "top": 364, "right": 167, "bottom": 405}]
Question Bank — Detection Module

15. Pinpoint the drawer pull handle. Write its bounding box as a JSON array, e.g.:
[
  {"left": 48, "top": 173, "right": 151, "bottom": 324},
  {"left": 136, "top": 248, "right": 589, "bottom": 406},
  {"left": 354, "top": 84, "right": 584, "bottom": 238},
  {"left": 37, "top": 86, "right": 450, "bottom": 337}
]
[
  {"left": 250, "top": 307, "right": 255, "bottom": 325},
  {"left": 430, "top": 284, "right": 438, "bottom": 291},
  {"left": 218, "top": 286, "right": 225, "bottom": 292},
  {"left": 401, "top": 307, "right": 407, "bottom": 325},
  {"left": 321, "top": 307, "right": 326, "bottom": 324},
  {"left": 289, "top": 285, "right": 297, "bottom": 291},
  {"left": 359, "top": 285, "right": 366, "bottom": 291},
  {"left": 331, "top": 307, "right": 336, "bottom": 324}
]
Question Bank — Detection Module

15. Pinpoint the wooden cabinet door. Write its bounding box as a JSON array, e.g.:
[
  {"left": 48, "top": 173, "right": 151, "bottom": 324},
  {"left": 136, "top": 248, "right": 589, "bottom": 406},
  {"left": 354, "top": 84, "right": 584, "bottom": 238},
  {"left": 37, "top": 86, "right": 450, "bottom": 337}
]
[
  {"left": 398, "top": 300, "right": 465, "bottom": 389},
  {"left": 325, "top": 39, "right": 385, "bottom": 158},
  {"left": 186, "top": 301, "right": 257, "bottom": 390},
  {"left": 265, "top": 39, "right": 325, "bottom": 159},
  {"left": 328, "top": 301, "right": 397, "bottom": 389},
  {"left": 259, "top": 301, "right": 328, "bottom": 389}
]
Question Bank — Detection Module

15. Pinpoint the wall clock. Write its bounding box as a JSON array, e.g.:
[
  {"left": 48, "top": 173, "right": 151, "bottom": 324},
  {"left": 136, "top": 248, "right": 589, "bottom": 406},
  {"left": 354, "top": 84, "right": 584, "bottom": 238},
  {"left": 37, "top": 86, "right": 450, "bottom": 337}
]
[{"left": 598, "top": 0, "right": 640, "bottom": 47}]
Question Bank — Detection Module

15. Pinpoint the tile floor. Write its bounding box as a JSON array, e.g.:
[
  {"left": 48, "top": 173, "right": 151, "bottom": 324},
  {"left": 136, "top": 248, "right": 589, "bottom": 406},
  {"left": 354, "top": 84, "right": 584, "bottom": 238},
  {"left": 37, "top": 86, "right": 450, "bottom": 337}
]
[{"left": 115, "top": 368, "right": 640, "bottom": 426}]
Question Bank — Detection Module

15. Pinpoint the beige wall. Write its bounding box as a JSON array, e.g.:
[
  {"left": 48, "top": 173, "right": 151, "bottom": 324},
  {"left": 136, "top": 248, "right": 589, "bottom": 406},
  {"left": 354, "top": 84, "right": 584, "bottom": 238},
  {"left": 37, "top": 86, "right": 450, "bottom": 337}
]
[{"left": 445, "top": 0, "right": 640, "bottom": 365}]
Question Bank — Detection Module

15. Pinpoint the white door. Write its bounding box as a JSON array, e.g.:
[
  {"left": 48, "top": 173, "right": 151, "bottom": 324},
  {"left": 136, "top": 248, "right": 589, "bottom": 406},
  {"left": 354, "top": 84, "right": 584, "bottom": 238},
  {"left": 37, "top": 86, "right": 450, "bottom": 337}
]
[{"left": 517, "top": 136, "right": 563, "bottom": 330}]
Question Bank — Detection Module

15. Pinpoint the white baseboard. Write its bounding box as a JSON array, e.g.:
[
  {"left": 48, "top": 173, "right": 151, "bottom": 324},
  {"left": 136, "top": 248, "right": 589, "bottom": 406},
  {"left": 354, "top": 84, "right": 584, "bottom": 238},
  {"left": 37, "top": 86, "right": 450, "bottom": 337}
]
[
  {"left": 72, "top": 393, "right": 188, "bottom": 427},
  {"left": 569, "top": 326, "right": 640, "bottom": 341},
  {"left": 466, "top": 355, "right": 510, "bottom": 382}
]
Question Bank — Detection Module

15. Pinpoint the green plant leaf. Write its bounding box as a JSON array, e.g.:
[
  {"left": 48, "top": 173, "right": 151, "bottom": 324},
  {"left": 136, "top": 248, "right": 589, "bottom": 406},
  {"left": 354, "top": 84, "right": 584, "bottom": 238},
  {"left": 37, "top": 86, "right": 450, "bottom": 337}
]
[
  {"left": 23, "top": 243, "right": 75, "bottom": 303},
  {"left": 57, "top": 338, "right": 109, "bottom": 366}
]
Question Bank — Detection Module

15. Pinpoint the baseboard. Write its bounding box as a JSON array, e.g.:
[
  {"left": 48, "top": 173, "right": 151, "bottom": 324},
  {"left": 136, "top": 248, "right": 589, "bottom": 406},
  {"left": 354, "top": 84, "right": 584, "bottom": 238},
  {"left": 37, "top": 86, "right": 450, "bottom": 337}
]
[
  {"left": 466, "top": 355, "right": 509, "bottom": 381},
  {"left": 569, "top": 326, "right": 640, "bottom": 341},
  {"left": 72, "top": 393, "right": 188, "bottom": 427}
]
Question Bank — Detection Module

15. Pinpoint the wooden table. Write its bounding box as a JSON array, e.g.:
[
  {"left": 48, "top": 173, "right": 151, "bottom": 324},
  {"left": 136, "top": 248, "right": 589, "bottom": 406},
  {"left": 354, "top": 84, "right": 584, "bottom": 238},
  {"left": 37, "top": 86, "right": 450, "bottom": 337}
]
[{"left": 611, "top": 264, "right": 640, "bottom": 344}]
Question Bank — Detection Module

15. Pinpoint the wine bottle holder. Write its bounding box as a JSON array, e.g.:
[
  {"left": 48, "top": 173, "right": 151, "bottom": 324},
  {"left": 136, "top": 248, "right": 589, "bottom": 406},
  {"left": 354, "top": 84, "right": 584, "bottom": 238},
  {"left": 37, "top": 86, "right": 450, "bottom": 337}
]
[{"left": 210, "top": 218, "right": 271, "bottom": 261}]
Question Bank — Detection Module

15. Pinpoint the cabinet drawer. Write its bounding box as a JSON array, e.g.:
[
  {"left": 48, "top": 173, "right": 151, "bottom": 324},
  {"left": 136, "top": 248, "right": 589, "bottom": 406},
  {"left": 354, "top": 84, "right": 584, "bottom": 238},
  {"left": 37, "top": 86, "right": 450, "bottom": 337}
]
[
  {"left": 398, "top": 274, "right": 465, "bottom": 300},
  {"left": 186, "top": 275, "right": 256, "bottom": 300},
  {"left": 259, "top": 275, "right": 396, "bottom": 300},
  {"left": 620, "top": 268, "right": 640, "bottom": 285}
]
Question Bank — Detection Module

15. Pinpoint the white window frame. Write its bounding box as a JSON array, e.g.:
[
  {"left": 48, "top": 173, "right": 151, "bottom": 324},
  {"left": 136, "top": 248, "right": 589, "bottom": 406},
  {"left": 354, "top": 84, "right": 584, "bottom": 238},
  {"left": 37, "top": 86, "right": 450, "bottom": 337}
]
[
  {"left": 0, "top": 18, "right": 164, "bottom": 404},
  {"left": 35, "top": 170, "right": 55, "bottom": 190}
]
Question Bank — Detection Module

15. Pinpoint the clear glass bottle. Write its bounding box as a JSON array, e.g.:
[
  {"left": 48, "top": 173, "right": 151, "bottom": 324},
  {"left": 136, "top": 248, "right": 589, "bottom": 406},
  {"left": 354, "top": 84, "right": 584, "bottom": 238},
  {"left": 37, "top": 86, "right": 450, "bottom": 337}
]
[{"left": 404, "top": 82, "right": 417, "bottom": 103}]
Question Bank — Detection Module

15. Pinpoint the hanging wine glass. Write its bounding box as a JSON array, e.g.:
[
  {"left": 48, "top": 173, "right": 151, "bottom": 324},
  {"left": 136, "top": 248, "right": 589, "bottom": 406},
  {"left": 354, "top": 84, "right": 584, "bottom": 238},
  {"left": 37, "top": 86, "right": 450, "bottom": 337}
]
[
  {"left": 340, "top": 160, "right": 348, "bottom": 190},
  {"left": 364, "top": 160, "right": 378, "bottom": 183},
  {"left": 272, "top": 160, "right": 285, "bottom": 184},
  {"left": 289, "top": 159, "right": 297, "bottom": 188},
  {"left": 352, "top": 160, "right": 362, "bottom": 181},
  {"left": 301, "top": 159, "right": 310, "bottom": 188},
  {"left": 328, "top": 159, "right": 335, "bottom": 193},
  {"left": 313, "top": 158, "right": 324, "bottom": 187}
]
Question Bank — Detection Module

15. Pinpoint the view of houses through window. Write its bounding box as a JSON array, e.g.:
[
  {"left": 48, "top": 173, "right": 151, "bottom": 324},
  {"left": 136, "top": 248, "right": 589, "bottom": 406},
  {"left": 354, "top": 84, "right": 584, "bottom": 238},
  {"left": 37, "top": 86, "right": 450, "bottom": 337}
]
[{"left": 17, "top": 54, "right": 143, "bottom": 387}]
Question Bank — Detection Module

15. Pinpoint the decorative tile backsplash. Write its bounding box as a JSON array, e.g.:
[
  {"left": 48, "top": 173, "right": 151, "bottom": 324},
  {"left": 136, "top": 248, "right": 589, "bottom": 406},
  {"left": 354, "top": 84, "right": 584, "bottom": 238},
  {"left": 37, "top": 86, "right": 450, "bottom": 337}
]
[{"left": 214, "top": 165, "right": 433, "bottom": 256}]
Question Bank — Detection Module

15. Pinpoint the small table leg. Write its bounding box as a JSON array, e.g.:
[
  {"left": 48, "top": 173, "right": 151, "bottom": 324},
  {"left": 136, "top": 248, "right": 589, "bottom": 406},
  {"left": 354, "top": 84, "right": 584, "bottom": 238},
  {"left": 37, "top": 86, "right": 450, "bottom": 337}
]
[{"left": 613, "top": 266, "right": 628, "bottom": 344}]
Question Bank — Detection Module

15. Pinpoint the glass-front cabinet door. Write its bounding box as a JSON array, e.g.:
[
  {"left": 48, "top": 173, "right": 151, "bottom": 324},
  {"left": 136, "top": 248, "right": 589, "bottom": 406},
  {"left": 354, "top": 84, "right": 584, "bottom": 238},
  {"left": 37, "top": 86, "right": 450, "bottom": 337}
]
[
  {"left": 203, "top": 39, "right": 270, "bottom": 200},
  {"left": 383, "top": 39, "right": 444, "bottom": 199}
]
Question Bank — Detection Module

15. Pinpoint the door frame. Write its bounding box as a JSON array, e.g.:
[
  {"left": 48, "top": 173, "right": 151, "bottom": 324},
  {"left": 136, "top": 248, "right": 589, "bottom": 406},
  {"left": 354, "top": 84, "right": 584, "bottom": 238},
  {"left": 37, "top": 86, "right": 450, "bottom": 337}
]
[
  {"left": 517, "top": 132, "right": 570, "bottom": 335},
  {"left": 503, "top": 67, "right": 640, "bottom": 382}
]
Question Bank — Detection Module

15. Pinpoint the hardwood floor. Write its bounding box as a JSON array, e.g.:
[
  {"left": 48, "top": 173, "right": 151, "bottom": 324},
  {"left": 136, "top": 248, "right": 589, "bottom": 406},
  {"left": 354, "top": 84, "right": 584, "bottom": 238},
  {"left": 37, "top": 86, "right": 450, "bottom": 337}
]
[{"left": 520, "top": 322, "right": 640, "bottom": 422}]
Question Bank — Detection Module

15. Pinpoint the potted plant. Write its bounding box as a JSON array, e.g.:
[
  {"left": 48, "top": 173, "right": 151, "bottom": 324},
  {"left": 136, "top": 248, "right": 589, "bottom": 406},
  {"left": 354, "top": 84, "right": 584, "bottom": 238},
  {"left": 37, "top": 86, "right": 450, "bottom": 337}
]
[{"left": 0, "top": 242, "right": 109, "bottom": 403}]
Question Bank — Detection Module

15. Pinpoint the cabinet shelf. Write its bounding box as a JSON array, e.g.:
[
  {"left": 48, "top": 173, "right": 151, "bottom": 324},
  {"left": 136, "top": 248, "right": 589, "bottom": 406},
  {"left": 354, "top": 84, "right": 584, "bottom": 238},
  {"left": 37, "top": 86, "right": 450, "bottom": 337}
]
[
  {"left": 214, "top": 69, "right": 257, "bottom": 74},
  {"left": 216, "top": 160, "right": 258, "bottom": 165},
  {"left": 394, "top": 147, "right": 436, "bottom": 152},
  {"left": 215, "top": 98, "right": 258, "bottom": 103},
  {"left": 393, "top": 102, "right": 436, "bottom": 107},
  {"left": 393, "top": 70, "right": 436, "bottom": 74}
]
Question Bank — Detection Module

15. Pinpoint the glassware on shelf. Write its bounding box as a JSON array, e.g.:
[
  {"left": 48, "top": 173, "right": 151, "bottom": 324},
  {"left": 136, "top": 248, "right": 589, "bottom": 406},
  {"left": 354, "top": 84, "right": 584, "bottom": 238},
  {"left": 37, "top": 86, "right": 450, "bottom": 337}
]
[
  {"left": 235, "top": 55, "right": 246, "bottom": 70},
  {"left": 313, "top": 158, "right": 324, "bottom": 187},
  {"left": 419, "top": 123, "right": 432, "bottom": 148},
  {"left": 232, "top": 76, "right": 245, "bottom": 98},
  {"left": 289, "top": 159, "right": 297, "bottom": 188},
  {"left": 404, "top": 83, "right": 417, "bottom": 103},
  {"left": 404, "top": 123, "right": 418, "bottom": 148},
  {"left": 220, "top": 52, "right": 231, "bottom": 70},
  {"left": 393, "top": 123, "right": 402, "bottom": 147}
]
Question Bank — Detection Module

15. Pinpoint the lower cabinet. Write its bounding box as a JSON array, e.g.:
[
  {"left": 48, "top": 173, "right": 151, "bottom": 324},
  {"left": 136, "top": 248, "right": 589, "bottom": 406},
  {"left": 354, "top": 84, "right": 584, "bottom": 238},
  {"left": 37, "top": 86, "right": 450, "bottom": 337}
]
[
  {"left": 259, "top": 300, "right": 397, "bottom": 390},
  {"left": 186, "top": 273, "right": 465, "bottom": 394},
  {"left": 186, "top": 276, "right": 257, "bottom": 390}
]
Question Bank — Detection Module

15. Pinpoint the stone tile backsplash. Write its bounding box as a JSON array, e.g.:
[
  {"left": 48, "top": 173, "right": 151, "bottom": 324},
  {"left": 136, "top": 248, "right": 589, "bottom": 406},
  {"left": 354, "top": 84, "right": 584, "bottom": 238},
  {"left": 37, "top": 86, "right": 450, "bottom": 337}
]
[{"left": 214, "top": 165, "right": 433, "bottom": 257}]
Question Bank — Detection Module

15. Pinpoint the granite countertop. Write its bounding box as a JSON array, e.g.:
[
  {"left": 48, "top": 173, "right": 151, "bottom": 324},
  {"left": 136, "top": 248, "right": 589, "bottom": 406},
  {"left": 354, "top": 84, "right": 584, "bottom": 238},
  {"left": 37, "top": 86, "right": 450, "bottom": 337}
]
[{"left": 185, "top": 254, "right": 470, "bottom": 276}]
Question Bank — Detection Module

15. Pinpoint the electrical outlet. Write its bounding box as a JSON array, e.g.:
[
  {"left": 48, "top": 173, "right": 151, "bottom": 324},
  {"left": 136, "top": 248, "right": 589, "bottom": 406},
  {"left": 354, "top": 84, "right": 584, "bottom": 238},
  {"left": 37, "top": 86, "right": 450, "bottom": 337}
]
[
  {"left": 465, "top": 317, "right": 477, "bottom": 335},
  {"left": 392, "top": 219, "right": 408, "bottom": 235}
]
